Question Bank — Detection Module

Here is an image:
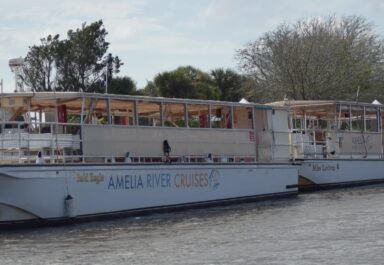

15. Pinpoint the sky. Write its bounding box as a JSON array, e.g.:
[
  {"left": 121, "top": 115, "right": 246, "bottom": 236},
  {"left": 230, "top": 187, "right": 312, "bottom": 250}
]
[{"left": 1, "top": 0, "right": 384, "bottom": 92}]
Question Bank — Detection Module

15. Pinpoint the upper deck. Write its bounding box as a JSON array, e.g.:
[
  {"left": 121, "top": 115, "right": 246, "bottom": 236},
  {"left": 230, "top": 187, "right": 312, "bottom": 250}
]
[
  {"left": 0, "top": 92, "right": 292, "bottom": 164},
  {"left": 269, "top": 100, "right": 384, "bottom": 159}
]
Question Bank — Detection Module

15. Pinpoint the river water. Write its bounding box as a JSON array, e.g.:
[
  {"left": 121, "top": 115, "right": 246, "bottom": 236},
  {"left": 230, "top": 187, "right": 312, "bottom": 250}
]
[{"left": 1, "top": 185, "right": 384, "bottom": 265}]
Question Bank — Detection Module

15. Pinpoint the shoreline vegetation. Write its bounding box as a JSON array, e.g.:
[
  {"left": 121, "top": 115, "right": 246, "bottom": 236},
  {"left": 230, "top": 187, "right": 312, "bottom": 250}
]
[{"left": 18, "top": 15, "right": 384, "bottom": 105}]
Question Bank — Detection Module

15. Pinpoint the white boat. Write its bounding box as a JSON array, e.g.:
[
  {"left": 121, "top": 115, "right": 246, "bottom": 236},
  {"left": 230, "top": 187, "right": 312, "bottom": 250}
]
[
  {"left": 0, "top": 92, "right": 298, "bottom": 227},
  {"left": 270, "top": 100, "right": 384, "bottom": 191}
]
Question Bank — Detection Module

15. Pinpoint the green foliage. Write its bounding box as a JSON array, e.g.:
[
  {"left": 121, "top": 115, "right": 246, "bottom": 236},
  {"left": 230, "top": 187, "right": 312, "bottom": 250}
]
[
  {"left": 22, "top": 20, "right": 123, "bottom": 93},
  {"left": 188, "top": 119, "right": 199, "bottom": 128},
  {"left": 211, "top": 68, "right": 245, "bottom": 102},
  {"left": 143, "top": 66, "right": 253, "bottom": 102},
  {"left": 236, "top": 15, "right": 384, "bottom": 102},
  {"left": 22, "top": 34, "right": 60, "bottom": 91},
  {"left": 107, "top": 76, "right": 139, "bottom": 95},
  {"left": 141, "top": 81, "right": 160, "bottom": 97},
  {"left": 153, "top": 66, "right": 220, "bottom": 100},
  {"left": 66, "top": 114, "right": 81, "bottom": 134},
  {"left": 164, "top": 119, "right": 185, "bottom": 127}
]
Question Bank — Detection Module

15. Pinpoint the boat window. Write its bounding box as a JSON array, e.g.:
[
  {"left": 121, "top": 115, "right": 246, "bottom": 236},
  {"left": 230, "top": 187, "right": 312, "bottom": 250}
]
[
  {"left": 337, "top": 104, "right": 351, "bottom": 131},
  {"left": 210, "top": 105, "right": 232, "bottom": 129},
  {"left": 292, "top": 117, "right": 302, "bottom": 131},
  {"left": 318, "top": 119, "right": 328, "bottom": 129},
  {"left": 305, "top": 116, "right": 317, "bottom": 130},
  {"left": 382, "top": 107, "right": 384, "bottom": 132},
  {"left": 82, "top": 97, "right": 109, "bottom": 125},
  {"left": 109, "top": 99, "right": 135, "bottom": 126},
  {"left": 187, "top": 104, "right": 209, "bottom": 128},
  {"left": 234, "top": 106, "right": 253, "bottom": 129},
  {"left": 66, "top": 112, "right": 80, "bottom": 124},
  {"left": 254, "top": 108, "right": 269, "bottom": 131},
  {"left": 137, "top": 101, "right": 161, "bottom": 126},
  {"left": 0, "top": 110, "right": 11, "bottom": 123},
  {"left": 163, "top": 103, "right": 186, "bottom": 127},
  {"left": 339, "top": 116, "right": 350, "bottom": 131},
  {"left": 365, "top": 107, "right": 379, "bottom": 132},
  {"left": 351, "top": 106, "right": 364, "bottom": 132}
]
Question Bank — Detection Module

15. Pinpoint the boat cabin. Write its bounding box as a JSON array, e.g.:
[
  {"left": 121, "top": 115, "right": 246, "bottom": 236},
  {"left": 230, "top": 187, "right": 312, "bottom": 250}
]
[
  {"left": 269, "top": 100, "right": 383, "bottom": 159},
  {"left": 0, "top": 92, "right": 292, "bottom": 164}
]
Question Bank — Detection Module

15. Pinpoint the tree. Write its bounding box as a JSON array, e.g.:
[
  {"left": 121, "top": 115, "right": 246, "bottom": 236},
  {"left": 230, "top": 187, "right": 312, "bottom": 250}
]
[
  {"left": 22, "top": 34, "right": 60, "bottom": 91},
  {"left": 107, "top": 76, "right": 139, "bottom": 95},
  {"left": 236, "top": 15, "right": 384, "bottom": 102},
  {"left": 22, "top": 20, "right": 122, "bottom": 92},
  {"left": 142, "top": 81, "right": 160, "bottom": 97},
  {"left": 153, "top": 66, "right": 220, "bottom": 100},
  {"left": 56, "top": 20, "right": 122, "bottom": 92},
  {"left": 211, "top": 68, "right": 245, "bottom": 102}
]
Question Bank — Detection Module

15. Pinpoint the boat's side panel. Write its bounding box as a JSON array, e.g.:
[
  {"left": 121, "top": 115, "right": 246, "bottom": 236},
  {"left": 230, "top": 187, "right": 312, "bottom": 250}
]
[
  {"left": 0, "top": 164, "right": 298, "bottom": 224},
  {"left": 0, "top": 170, "right": 68, "bottom": 220},
  {"left": 299, "top": 160, "right": 384, "bottom": 190},
  {"left": 67, "top": 164, "right": 297, "bottom": 216},
  {"left": 82, "top": 126, "right": 256, "bottom": 158}
]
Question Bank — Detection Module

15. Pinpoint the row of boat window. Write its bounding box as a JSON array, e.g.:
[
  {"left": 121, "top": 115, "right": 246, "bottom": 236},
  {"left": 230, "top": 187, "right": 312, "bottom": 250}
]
[
  {"left": 2, "top": 98, "right": 256, "bottom": 130},
  {"left": 9, "top": 97, "right": 381, "bottom": 133},
  {"left": 292, "top": 104, "right": 381, "bottom": 132},
  {"left": 80, "top": 99, "right": 255, "bottom": 129}
]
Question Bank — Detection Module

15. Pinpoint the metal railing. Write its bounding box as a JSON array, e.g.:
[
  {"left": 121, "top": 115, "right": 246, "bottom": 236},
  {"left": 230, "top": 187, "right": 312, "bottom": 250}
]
[
  {"left": 290, "top": 129, "right": 384, "bottom": 160},
  {"left": 0, "top": 122, "right": 294, "bottom": 164},
  {"left": 0, "top": 121, "right": 82, "bottom": 164}
]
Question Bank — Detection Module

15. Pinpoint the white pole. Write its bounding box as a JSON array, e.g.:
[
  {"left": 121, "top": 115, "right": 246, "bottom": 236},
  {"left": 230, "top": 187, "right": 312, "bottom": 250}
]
[
  {"left": 14, "top": 70, "right": 18, "bottom": 92},
  {"left": 105, "top": 68, "right": 108, "bottom": 94}
]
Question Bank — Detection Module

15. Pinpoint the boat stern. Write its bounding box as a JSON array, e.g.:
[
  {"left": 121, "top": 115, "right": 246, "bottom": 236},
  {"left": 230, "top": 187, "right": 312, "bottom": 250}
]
[
  {"left": 0, "top": 168, "right": 69, "bottom": 226},
  {"left": 0, "top": 203, "right": 39, "bottom": 224}
]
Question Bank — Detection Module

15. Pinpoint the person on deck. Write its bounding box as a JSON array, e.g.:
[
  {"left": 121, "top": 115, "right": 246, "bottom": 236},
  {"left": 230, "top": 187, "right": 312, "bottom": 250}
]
[{"left": 163, "top": 140, "right": 171, "bottom": 163}]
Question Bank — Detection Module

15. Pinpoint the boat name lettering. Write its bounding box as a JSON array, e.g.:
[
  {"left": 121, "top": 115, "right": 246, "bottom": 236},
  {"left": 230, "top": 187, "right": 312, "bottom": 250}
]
[
  {"left": 173, "top": 172, "right": 209, "bottom": 188},
  {"left": 106, "top": 170, "right": 220, "bottom": 191},
  {"left": 146, "top": 173, "right": 171, "bottom": 188},
  {"left": 312, "top": 164, "right": 336, "bottom": 172},
  {"left": 108, "top": 175, "right": 144, "bottom": 190},
  {"left": 76, "top": 173, "right": 105, "bottom": 184}
]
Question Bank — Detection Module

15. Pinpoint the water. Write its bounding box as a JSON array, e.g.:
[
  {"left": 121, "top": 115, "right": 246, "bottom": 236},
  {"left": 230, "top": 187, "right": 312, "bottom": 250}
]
[{"left": 1, "top": 186, "right": 384, "bottom": 265}]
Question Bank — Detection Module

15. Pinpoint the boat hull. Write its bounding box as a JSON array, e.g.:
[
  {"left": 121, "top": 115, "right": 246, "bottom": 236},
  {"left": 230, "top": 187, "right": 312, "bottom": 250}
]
[
  {"left": 298, "top": 159, "right": 384, "bottom": 191},
  {"left": 0, "top": 163, "right": 298, "bottom": 227}
]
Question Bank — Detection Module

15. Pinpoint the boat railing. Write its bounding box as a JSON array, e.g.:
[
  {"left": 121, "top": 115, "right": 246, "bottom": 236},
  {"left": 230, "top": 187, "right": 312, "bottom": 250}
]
[
  {"left": 290, "top": 129, "right": 384, "bottom": 159},
  {"left": 0, "top": 121, "right": 82, "bottom": 164},
  {"left": 80, "top": 154, "right": 258, "bottom": 164},
  {"left": 269, "top": 131, "right": 293, "bottom": 161},
  {"left": 0, "top": 121, "right": 293, "bottom": 164}
]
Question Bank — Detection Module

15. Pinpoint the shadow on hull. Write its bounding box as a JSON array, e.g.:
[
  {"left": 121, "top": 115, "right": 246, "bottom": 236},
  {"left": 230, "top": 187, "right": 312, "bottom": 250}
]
[{"left": 299, "top": 175, "right": 384, "bottom": 192}]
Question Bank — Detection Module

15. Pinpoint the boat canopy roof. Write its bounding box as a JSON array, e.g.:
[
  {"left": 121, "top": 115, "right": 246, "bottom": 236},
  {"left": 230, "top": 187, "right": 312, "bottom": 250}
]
[
  {"left": 268, "top": 100, "right": 382, "bottom": 117},
  {"left": 0, "top": 91, "right": 278, "bottom": 111}
]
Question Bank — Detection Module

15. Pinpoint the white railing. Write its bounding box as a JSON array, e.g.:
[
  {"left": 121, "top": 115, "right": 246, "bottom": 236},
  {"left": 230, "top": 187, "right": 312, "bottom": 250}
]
[
  {"left": 0, "top": 122, "right": 82, "bottom": 164},
  {"left": 0, "top": 122, "right": 294, "bottom": 164},
  {"left": 290, "top": 130, "right": 384, "bottom": 160}
]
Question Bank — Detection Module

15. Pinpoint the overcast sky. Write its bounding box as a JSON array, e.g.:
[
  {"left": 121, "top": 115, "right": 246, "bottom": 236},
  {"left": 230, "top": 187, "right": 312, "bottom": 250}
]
[{"left": 1, "top": 0, "right": 384, "bottom": 92}]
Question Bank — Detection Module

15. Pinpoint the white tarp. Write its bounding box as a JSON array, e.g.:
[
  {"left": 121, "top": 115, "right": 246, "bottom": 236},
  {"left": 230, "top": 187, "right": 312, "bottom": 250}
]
[{"left": 239, "top": 98, "right": 249, "bottom": 104}]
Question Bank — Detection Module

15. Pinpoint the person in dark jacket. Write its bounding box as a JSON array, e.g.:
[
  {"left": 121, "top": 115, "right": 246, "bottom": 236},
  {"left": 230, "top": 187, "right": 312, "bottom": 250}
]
[{"left": 163, "top": 140, "right": 171, "bottom": 163}]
